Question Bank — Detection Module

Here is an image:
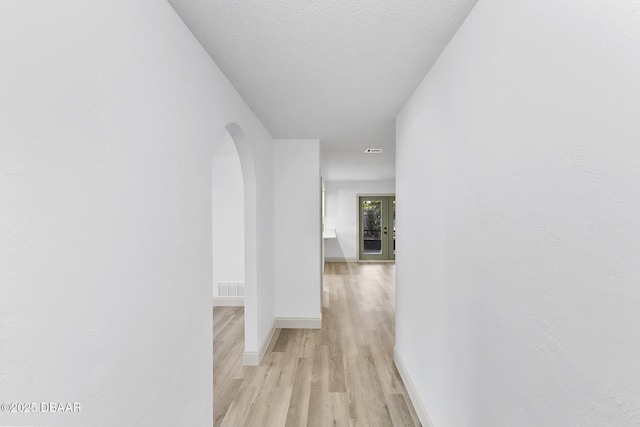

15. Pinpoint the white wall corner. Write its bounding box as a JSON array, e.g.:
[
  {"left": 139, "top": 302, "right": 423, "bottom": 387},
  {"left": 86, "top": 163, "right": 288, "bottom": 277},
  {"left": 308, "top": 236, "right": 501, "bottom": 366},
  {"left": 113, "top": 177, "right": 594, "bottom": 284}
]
[
  {"left": 393, "top": 347, "right": 436, "bottom": 427},
  {"left": 212, "top": 296, "right": 245, "bottom": 307},
  {"left": 243, "top": 319, "right": 277, "bottom": 366},
  {"left": 275, "top": 316, "right": 322, "bottom": 329}
]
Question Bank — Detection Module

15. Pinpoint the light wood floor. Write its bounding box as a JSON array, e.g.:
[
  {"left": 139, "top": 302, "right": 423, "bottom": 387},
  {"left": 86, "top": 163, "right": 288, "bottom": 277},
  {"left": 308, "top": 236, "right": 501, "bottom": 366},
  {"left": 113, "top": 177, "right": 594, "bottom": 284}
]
[{"left": 213, "top": 262, "right": 421, "bottom": 426}]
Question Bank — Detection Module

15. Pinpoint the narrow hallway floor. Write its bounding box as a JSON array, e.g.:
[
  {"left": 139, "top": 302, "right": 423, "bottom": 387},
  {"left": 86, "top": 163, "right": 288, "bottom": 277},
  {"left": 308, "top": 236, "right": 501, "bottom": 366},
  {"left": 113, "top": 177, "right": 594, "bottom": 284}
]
[{"left": 213, "top": 262, "right": 421, "bottom": 426}]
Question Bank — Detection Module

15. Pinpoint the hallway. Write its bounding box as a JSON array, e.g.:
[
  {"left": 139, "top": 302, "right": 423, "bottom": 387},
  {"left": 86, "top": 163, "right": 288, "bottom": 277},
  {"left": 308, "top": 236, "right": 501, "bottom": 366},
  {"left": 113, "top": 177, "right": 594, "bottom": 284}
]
[{"left": 213, "top": 262, "right": 420, "bottom": 426}]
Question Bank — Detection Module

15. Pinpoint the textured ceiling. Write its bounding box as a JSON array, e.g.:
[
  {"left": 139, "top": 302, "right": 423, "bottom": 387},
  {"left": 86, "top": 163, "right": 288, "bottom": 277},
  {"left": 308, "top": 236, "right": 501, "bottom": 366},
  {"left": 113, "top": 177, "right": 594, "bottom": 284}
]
[{"left": 168, "top": 0, "right": 478, "bottom": 181}]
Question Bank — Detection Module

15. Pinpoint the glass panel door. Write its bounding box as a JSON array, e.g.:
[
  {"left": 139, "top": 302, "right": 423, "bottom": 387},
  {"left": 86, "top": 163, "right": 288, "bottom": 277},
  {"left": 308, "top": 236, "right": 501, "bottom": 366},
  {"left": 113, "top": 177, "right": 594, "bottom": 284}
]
[
  {"left": 359, "top": 196, "right": 395, "bottom": 261},
  {"left": 390, "top": 198, "right": 396, "bottom": 258},
  {"left": 363, "top": 199, "right": 383, "bottom": 255}
]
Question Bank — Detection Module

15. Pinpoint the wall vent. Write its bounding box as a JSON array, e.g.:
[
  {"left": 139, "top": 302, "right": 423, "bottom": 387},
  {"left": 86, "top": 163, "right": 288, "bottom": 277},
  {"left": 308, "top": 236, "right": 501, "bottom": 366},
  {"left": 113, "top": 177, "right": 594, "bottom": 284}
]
[
  {"left": 218, "top": 282, "right": 245, "bottom": 297},
  {"left": 364, "top": 148, "right": 383, "bottom": 154}
]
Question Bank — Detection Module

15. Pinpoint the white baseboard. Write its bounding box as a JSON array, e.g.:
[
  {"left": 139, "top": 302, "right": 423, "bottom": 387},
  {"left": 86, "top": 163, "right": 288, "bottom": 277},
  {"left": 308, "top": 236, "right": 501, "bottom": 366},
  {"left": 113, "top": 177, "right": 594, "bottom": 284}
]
[
  {"left": 394, "top": 347, "right": 436, "bottom": 427},
  {"left": 324, "top": 257, "right": 358, "bottom": 263},
  {"left": 212, "top": 296, "right": 244, "bottom": 307},
  {"left": 243, "top": 320, "right": 276, "bottom": 366},
  {"left": 241, "top": 316, "right": 322, "bottom": 366},
  {"left": 275, "top": 316, "right": 322, "bottom": 329}
]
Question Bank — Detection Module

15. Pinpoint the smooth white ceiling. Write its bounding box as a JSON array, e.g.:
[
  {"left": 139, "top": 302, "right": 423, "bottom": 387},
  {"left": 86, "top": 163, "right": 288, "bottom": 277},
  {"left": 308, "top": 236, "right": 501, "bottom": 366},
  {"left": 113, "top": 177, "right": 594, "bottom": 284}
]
[{"left": 168, "top": 0, "right": 478, "bottom": 181}]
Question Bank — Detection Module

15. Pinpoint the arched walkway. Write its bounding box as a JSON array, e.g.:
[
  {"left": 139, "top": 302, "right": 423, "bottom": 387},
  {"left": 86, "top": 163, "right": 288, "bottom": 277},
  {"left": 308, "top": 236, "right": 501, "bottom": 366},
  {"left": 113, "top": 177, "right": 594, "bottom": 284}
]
[{"left": 212, "top": 123, "right": 258, "bottom": 361}]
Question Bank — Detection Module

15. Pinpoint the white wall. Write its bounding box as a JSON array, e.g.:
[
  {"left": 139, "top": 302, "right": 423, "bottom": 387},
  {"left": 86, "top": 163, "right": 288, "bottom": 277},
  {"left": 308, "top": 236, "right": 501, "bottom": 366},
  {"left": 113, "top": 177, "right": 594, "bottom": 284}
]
[
  {"left": 395, "top": 1, "right": 640, "bottom": 426},
  {"left": 324, "top": 180, "right": 395, "bottom": 261},
  {"left": 0, "top": 2, "right": 275, "bottom": 425},
  {"left": 212, "top": 130, "right": 244, "bottom": 298},
  {"left": 274, "top": 140, "right": 322, "bottom": 324}
]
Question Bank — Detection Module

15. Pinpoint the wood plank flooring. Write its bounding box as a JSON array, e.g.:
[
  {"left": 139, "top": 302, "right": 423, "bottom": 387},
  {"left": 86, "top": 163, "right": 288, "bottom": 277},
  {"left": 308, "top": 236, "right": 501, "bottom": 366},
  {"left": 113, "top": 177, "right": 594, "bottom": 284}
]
[{"left": 213, "top": 262, "right": 421, "bottom": 426}]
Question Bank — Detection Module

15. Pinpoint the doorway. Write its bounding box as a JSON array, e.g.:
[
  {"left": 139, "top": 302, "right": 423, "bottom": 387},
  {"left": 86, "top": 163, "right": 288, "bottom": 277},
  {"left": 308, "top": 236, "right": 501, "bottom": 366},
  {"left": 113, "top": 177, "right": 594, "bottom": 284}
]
[
  {"left": 212, "top": 129, "right": 244, "bottom": 307},
  {"left": 358, "top": 195, "right": 395, "bottom": 261},
  {"left": 212, "top": 123, "right": 259, "bottom": 364}
]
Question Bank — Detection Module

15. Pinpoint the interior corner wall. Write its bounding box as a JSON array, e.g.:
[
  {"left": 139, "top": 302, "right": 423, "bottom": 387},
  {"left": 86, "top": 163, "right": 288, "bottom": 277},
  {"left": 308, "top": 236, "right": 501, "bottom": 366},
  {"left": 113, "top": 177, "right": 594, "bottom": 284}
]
[
  {"left": 395, "top": 1, "right": 640, "bottom": 426},
  {"left": 324, "top": 180, "right": 395, "bottom": 262},
  {"left": 0, "top": 2, "right": 275, "bottom": 425},
  {"left": 273, "top": 140, "right": 322, "bottom": 323}
]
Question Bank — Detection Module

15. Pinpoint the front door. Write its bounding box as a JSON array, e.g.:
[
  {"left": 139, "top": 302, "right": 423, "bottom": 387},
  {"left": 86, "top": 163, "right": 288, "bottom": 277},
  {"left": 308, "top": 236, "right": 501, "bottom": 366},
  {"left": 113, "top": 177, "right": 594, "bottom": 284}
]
[{"left": 358, "top": 195, "right": 395, "bottom": 261}]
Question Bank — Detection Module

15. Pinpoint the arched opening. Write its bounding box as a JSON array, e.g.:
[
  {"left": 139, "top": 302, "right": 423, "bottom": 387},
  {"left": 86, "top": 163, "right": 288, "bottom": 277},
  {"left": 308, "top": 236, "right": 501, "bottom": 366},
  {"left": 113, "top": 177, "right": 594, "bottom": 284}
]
[
  {"left": 212, "top": 129, "right": 245, "bottom": 304},
  {"left": 211, "top": 123, "right": 258, "bottom": 423},
  {"left": 211, "top": 123, "right": 258, "bottom": 348},
  {"left": 222, "top": 123, "right": 258, "bottom": 359}
]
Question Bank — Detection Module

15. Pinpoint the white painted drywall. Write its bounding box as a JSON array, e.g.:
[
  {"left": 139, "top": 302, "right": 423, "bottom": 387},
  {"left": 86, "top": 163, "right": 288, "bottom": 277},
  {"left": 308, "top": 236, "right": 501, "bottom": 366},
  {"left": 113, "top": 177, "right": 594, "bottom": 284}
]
[
  {"left": 395, "top": 0, "right": 640, "bottom": 426},
  {"left": 0, "top": 2, "right": 275, "bottom": 425},
  {"left": 324, "top": 180, "right": 395, "bottom": 261},
  {"left": 212, "top": 131, "right": 244, "bottom": 297},
  {"left": 274, "top": 140, "right": 322, "bottom": 321}
]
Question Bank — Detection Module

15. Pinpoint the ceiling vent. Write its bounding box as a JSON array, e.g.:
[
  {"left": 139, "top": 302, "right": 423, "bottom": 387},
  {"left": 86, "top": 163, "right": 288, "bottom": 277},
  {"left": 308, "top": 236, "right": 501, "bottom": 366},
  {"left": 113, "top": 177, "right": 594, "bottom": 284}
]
[{"left": 364, "top": 148, "right": 383, "bottom": 154}]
